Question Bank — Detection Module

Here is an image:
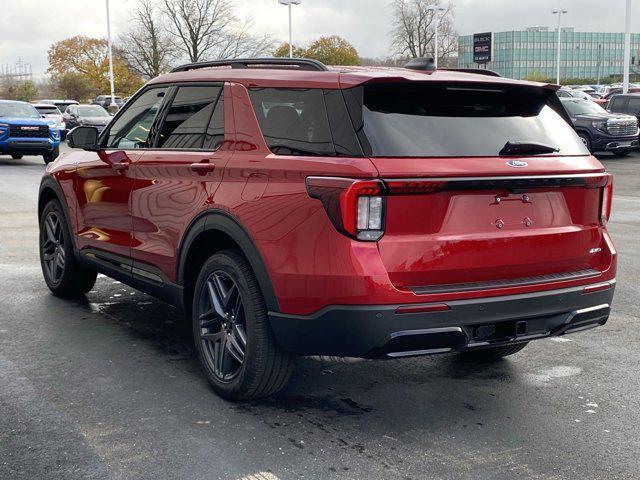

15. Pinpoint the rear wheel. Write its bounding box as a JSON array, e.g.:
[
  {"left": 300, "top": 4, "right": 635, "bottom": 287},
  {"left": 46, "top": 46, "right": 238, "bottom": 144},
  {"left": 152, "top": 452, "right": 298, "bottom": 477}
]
[
  {"left": 612, "top": 149, "right": 631, "bottom": 157},
  {"left": 192, "top": 249, "right": 293, "bottom": 400},
  {"left": 459, "top": 342, "right": 528, "bottom": 362},
  {"left": 39, "top": 199, "right": 97, "bottom": 297},
  {"left": 11, "top": 153, "right": 23, "bottom": 160},
  {"left": 578, "top": 132, "right": 592, "bottom": 152},
  {"left": 43, "top": 147, "right": 60, "bottom": 164}
]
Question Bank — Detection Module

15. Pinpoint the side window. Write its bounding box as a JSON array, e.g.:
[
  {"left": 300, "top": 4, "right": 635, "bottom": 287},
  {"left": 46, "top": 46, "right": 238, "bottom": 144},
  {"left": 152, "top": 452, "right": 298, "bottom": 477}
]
[
  {"left": 610, "top": 97, "right": 625, "bottom": 112},
  {"left": 105, "top": 87, "right": 168, "bottom": 149},
  {"left": 249, "top": 88, "right": 335, "bottom": 156},
  {"left": 157, "top": 85, "right": 222, "bottom": 149},
  {"left": 203, "top": 92, "right": 224, "bottom": 150},
  {"left": 628, "top": 98, "right": 640, "bottom": 114}
]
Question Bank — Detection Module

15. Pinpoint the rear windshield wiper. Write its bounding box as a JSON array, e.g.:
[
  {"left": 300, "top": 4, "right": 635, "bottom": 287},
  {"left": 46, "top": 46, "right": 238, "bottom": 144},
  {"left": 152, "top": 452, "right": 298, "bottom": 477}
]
[{"left": 499, "top": 141, "right": 560, "bottom": 156}]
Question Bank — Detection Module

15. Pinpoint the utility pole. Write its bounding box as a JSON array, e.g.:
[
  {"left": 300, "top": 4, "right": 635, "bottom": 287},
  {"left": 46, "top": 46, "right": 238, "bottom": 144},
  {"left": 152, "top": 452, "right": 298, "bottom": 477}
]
[
  {"left": 106, "top": 0, "right": 115, "bottom": 105},
  {"left": 597, "top": 44, "right": 602, "bottom": 85},
  {"left": 278, "top": 0, "right": 301, "bottom": 58},
  {"left": 427, "top": 5, "right": 446, "bottom": 68},
  {"left": 623, "top": 0, "right": 632, "bottom": 93},
  {"left": 552, "top": 8, "right": 568, "bottom": 85}
]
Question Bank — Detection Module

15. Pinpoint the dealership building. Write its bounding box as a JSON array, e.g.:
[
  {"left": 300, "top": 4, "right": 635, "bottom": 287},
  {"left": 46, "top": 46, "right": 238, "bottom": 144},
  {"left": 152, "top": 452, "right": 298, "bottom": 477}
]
[{"left": 458, "top": 27, "right": 640, "bottom": 80}]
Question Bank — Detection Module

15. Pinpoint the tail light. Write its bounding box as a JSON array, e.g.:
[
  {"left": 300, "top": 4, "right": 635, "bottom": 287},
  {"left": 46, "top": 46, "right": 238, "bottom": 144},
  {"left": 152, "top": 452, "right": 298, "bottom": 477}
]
[
  {"left": 306, "top": 177, "right": 385, "bottom": 241},
  {"left": 600, "top": 174, "right": 613, "bottom": 226}
]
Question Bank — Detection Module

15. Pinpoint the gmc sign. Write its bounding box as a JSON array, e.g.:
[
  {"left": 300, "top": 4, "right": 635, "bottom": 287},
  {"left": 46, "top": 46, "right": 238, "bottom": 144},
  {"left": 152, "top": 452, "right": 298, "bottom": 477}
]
[{"left": 473, "top": 32, "right": 492, "bottom": 64}]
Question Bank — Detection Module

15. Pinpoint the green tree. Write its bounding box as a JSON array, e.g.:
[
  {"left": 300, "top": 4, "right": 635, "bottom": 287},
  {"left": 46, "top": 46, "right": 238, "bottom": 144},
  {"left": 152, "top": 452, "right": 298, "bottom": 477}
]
[
  {"left": 15, "top": 81, "right": 38, "bottom": 102},
  {"left": 273, "top": 43, "right": 307, "bottom": 59},
  {"left": 55, "top": 72, "right": 93, "bottom": 101},
  {"left": 304, "top": 36, "right": 361, "bottom": 66}
]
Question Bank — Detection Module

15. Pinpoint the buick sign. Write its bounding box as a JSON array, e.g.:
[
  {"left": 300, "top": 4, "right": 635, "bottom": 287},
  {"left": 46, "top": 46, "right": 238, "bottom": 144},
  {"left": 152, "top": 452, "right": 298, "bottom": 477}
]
[{"left": 473, "top": 32, "right": 492, "bottom": 64}]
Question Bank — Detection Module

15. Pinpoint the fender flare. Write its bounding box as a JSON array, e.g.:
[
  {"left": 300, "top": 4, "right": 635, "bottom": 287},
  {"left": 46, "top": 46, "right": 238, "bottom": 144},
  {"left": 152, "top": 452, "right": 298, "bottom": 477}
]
[
  {"left": 177, "top": 210, "right": 280, "bottom": 313},
  {"left": 38, "top": 176, "right": 78, "bottom": 255}
]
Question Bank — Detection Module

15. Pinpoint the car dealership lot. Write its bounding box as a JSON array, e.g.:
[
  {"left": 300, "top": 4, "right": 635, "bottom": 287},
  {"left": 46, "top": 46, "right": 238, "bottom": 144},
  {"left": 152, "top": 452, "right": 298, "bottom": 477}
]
[{"left": 1, "top": 144, "right": 639, "bottom": 480}]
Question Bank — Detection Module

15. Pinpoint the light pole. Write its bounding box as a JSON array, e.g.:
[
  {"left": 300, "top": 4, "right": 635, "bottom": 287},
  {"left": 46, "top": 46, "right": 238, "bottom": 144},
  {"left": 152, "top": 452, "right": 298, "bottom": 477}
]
[
  {"left": 106, "top": 0, "right": 115, "bottom": 105},
  {"left": 622, "top": 0, "right": 632, "bottom": 93},
  {"left": 278, "top": 0, "right": 301, "bottom": 58},
  {"left": 427, "top": 5, "right": 446, "bottom": 68},
  {"left": 552, "top": 8, "right": 567, "bottom": 85}
]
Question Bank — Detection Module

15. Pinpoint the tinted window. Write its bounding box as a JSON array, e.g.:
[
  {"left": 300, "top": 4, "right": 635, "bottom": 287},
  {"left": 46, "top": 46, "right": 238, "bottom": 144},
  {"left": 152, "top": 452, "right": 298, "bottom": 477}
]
[
  {"left": 157, "top": 85, "right": 221, "bottom": 149},
  {"left": 105, "top": 87, "right": 167, "bottom": 149},
  {"left": 628, "top": 97, "right": 640, "bottom": 113},
  {"left": 609, "top": 97, "right": 626, "bottom": 112},
  {"left": 203, "top": 93, "right": 224, "bottom": 150},
  {"left": 78, "top": 106, "right": 109, "bottom": 117},
  {"left": 346, "top": 83, "right": 588, "bottom": 157},
  {"left": 249, "top": 88, "right": 334, "bottom": 156},
  {"left": 563, "top": 100, "right": 607, "bottom": 116},
  {"left": 35, "top": 105, "right": 61, "bottom": 115}
]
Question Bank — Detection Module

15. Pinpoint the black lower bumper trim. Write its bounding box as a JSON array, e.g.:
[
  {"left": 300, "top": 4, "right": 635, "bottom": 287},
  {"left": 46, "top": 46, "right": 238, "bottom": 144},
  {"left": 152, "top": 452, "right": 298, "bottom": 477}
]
[{"left": 268, "top": 282, "right": 615, "bottom": 358}]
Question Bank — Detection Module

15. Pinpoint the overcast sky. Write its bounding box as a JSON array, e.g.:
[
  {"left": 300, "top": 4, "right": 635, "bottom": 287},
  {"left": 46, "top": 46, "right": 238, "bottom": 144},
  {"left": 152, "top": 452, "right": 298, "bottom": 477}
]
[{"left": 1, "top": 0, "right": 638, "bottom": 78}]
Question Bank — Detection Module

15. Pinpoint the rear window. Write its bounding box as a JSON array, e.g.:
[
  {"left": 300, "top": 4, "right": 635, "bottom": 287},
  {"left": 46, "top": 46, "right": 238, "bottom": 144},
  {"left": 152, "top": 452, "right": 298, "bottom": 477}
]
[
  {"left": 249, "top": 88, "right": 335, "bottom": 156},
  {"left": 35, "top": 105, "right": 61, "bottom": 115},
  {"left": 344, "top": 83, "right": 588, "bottom": 157}
]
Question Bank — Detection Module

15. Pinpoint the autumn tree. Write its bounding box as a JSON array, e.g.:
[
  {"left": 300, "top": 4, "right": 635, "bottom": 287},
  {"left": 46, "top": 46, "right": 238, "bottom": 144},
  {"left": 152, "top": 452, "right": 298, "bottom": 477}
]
[
  {"left": 305, "top": 36, "right": 361, "bottom": 66},
  {"left": 390, "top": 0, "right": 457, "bottom": 65},
  {"left": 0, "top": 81, "right": 38, "bottom": 101},
  {"left": 54, "top": 72, "right": 93, "bottom": 101},
  {"left": 274, "top": 36, "right": 361, "bottom": 66},
  {"left": 47, "top": 36, "right": 143, "bottom": 96},
  {"left": 273, "top": 43, "right": 307, "bottom": 59},
  {"left": 119, "top": 0, "right": 176, "bottom": 78}
]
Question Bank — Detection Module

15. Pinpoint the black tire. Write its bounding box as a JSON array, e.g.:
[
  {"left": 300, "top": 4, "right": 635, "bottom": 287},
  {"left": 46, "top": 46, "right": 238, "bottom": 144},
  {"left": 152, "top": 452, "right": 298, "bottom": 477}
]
[
  {"left": 43, "top": 146, "right": 60, "bottom": 164},
  {"left": 192, "top": 249, "right": 293, "bottom": 400},
  {"left": 612, "top": 149, "right": 631, "bottom": 157},
  {"left": 11, "top": 153, "right": 23, "bottom": 160},
  {"left": 459, "top": 342, "right": 528, "bottom": 362},
  {"left": 39, "top": 199, "right": 97, "bottom": 297},
  {"left": 578, "top": 132, "right": 592, "bottom": 152}
]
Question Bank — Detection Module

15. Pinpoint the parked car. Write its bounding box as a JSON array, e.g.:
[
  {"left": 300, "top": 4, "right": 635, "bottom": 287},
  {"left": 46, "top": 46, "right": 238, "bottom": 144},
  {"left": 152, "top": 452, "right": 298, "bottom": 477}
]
[
  {"left": 39, "top": 58, "right": 617, "bottom": 400},
  {"left": 0, "top": 100, "right": 61, "bottom": 163},
  {"left": 32, "top": 103, "right": 67, "bottom": 139},
  {"left": 561, "top": 98, "right": 639, "bottom": 156},
  {"left": 558, "top": 87, "right": 608, "bottom": 106},
  {"left": 62, "top": 104, "right": 111, "bottom": 133},
  {"left": 607, "top": 93, "right": 640, "bottom": 126},
  {"left": 602, "top": 87, "right": 640, "bottom": 101},
  {"left": 91, "top": 94, "right": 124, "bottom": 110},
  {"left": 39, "top": 99, "right": 79, "bottom": 117}
]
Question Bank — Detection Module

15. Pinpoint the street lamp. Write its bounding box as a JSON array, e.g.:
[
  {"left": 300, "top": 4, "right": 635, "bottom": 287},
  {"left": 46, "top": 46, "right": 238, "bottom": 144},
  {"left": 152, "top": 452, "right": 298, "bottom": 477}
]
[
  {"left": 427, "top": 5, "right": 446, "bottom": 68},
  {"left": 278, "top": 0, "right": 302, "bottom": 58},
  {"left": 106, "top": 0, "right": 115, "bottom": 106},
  {"left": 622, "top": 0, "right": 632, "bottom": 93},
  {"left": 552, "top": 8, "right": 568, "bottom": 85}
]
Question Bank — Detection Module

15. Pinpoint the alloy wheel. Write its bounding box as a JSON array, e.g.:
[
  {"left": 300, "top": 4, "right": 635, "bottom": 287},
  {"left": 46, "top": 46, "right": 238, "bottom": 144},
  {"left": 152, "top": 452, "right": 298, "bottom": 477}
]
[
  {"left": 198, "top": 271, "right": 247, "bottom": 381},
  {"left": 41, "top": 212, "right": 66, "bottom": 284}
]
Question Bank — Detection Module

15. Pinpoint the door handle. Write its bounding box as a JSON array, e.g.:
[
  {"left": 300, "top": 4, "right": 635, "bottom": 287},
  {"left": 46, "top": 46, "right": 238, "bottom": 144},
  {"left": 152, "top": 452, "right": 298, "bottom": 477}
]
[{"left": 190, "top": 162, "right": 216, "bottom": 174}]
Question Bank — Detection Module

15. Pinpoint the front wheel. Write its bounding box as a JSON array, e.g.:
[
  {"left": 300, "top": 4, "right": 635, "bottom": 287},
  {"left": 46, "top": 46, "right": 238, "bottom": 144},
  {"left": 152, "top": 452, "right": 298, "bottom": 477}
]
[
  {"left": 39, "top": 199, "right": 97, "bottom": 297},
  {"left": 192, "top": 250, "right": 294, "bottom": 400},
  {"left": 11, "top": 153, "right": 23, "bottom": 160},
  {"left": 578, "top": 133, "right": 592, "bottom": 152},
  {"left": 459, "top": 342, "right": 528, "bottom": 362},
  {"left": 43, "top": 146, "right": 60, "bottom": 164}
]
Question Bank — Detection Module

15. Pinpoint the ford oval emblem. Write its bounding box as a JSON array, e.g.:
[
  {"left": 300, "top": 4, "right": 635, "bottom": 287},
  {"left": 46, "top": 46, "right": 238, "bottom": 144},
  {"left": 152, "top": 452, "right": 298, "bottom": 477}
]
[{"left": 507, "top": 160, "right": 528, "bottom": 168}]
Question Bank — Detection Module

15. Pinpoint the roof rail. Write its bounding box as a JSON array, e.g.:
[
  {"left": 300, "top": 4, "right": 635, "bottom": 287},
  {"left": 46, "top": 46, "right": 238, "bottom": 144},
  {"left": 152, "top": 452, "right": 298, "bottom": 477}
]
[
  {"left": 170, "top": 58, "right": 329, "bottom": 73},
  {"left": 441, "top": 68, "right": 502, "bottom": 77}
]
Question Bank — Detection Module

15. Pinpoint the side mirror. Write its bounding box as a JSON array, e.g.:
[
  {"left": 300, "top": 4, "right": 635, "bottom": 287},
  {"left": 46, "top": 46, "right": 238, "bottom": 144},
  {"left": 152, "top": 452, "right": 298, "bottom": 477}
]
[{"left": 67, "top": 126, "right": 99, "bottom": 151}]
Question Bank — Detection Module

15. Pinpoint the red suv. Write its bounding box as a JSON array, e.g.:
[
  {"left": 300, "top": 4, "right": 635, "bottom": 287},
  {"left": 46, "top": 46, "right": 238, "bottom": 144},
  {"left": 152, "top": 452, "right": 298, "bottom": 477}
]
[{"left": 39, "top": 58, "right": 616, "bottom": 400}]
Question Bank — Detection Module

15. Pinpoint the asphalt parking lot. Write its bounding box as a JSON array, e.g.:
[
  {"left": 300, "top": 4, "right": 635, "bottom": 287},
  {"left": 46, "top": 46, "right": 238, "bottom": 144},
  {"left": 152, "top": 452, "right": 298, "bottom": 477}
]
[{"left": 1, "top": 144, "right": 639, "bottom": 480}]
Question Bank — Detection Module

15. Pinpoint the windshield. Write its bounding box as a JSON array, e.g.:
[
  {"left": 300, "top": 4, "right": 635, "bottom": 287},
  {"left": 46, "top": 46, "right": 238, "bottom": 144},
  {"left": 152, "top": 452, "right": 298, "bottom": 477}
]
[
  {"left": 78, "top": 106, "right": 109, "bottom": 117},
  {"left": 0, "top": 102, "right": 41, "bottom": 119},
  {"left": 563, "top": 100, "right": 607, "bottom": 116},
  {"left": 345, "top": 83, "right": 588, "bottom": 157}
]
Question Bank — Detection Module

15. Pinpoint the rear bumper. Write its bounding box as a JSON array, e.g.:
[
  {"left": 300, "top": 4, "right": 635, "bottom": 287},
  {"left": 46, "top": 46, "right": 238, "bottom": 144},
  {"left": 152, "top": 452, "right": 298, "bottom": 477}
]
[{"left": 269, "top": 281, "right": 615, "bottom": 358}]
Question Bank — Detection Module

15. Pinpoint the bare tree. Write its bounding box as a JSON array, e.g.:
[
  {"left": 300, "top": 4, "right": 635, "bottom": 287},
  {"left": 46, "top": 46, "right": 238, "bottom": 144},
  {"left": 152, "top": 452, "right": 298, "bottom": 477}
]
[
  {"left": 120, "top": 0, "right": 176, "bottom": 78},
  {"left": 215, "top": 18, "right": 275, "bottom": 60},
  {"left": 390, "top": 0, "right": 458, "bottom": 65}
]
